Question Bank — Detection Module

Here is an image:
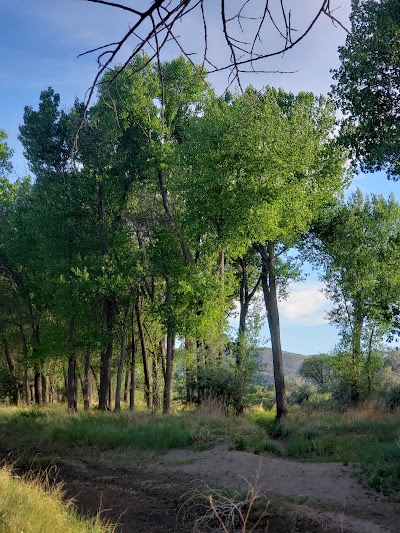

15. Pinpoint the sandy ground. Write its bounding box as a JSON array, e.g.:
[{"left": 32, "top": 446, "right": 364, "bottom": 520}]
[{"left": 46, "top": 442, "right": 400, "bottom": 533}]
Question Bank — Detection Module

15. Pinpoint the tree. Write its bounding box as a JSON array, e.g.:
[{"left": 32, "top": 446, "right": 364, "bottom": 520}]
[
  {"left": 299, "top": 354, "right": 335, "bottom": 390},
  {"left": 178, "top": 88, "right": 348, "bottom": 418},
  {"left": 331, "top": 0, "right": 400, "bottom": 178},
  {"left": 307, "top": 190, "right": 400, "bottom": 402}
]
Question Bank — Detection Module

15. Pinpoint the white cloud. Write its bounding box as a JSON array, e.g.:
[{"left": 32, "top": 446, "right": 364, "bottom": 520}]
[{"left": 279, "top": 282, "right": 332, "bottom": 326}]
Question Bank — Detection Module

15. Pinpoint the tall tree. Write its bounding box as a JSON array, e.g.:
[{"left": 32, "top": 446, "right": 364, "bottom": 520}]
[
  {"left": 331, "top": 0, "right": 400, "bottom": 178},
  {"left": 178, "top": 88, "right": 348, "bottom": 418},
  {"left": 306, "top": 190, "right": 400, "bottom": 402}
]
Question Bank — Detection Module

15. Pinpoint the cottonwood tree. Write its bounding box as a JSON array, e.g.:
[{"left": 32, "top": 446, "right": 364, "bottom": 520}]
[
  {"left": 306, "top": 190, "right": 400, "bottom": 402},
  {"left": 331, "top": 0, "right": 400, "bottom": 178},
  {"left": 178, "top": 88, "right": 348, "bottom": 418}
]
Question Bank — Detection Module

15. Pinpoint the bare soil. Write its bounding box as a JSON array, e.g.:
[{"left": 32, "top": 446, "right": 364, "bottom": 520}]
[{"left": 2, "top": 442, "right": 400, "bottom": 532}]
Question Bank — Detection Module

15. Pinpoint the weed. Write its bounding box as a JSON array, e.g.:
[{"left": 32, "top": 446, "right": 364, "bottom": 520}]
[{"left": 179, "top": 469, "right": 269, "bottom": 532}]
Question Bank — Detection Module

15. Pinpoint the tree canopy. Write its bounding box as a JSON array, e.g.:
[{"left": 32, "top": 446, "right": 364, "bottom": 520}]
[{"left": 331, "top": 0, "right": 400, "bottom": 178}]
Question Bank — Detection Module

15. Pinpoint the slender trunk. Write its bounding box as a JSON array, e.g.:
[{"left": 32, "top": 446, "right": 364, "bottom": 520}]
[
  {"left": 83, "top": 348, "right": 91, "bottom": 411},
  {"left": 129, "top": 301, "right": 137, "bottom": 410},
  {"left": 19, "top": 324, "right": 30, "bottom": 405},
  {"left": 108, "top": 377, "right": 112, "bottom": 410},
  {"left": 90, "top": 365, "right": 100, "bottom": 400},
  {"left": 99, "top": 298, "right": 114, "bottom": 410},
  {"left": 115, "top": 326, "right": 127, "bottom": 412},
  {"left": 3, "top": 339, "right": 20, "bottom": 406},
  {"left": 24, "top": 367, "right": 30, "bottom": 405},
  {"left": 34, "top": 370, "right": 41, "bottom": 405},
  {"left": 41, "top": 373, "right": 47, "bottom": 406},
  {"left": 136, "top": 304, "right": 152, "bottom": 410},
  {"left": 159, "top": 338, "right": 167, "bottom": 380},
  {"left": 123, "top": 369, "right": 130, "bottom": 403},
  {"left": 351, "top": 306, "right": 364, "bottom": 404},
  {"left": 257, "top": 241, "right": 287, "bottom": 420},
  {"left": 163, "top": 278, "right": 175, "bottom": 414},
  {"left": 366, "top": 326, "right": 376, "bottom": 397},
  {"left": 67, "top": 320, "right": 77, "bottom": 412},
  {"left": 217, "top": 250, "right": 225, "bottom": 365}
]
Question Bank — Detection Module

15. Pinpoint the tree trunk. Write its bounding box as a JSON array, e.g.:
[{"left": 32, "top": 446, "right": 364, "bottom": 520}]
[
  {"left": 99, "top": 297, "right": 114, "bottom": 410},
  {"left": 350, "top": 306, "right": 364, "bottom": 404},
  {"left": 163, "top": 278, "right": 175, "bottom": 414},
  {"left": 123, "top": 369, "right": 130, "bottom": 403},
  {"left": 129, "top": 303, "right": 137, "bottom": 411},
  {"left": 41, "top": 373, "right": 48, "bottom": 406},
  {"left": 257, "top": 241, "right": 287, "bottom": 420},
  {"left": 3, "top": 339, "right": 20, "bottom": 406},
  {"left": 136, "top": 304, "right": 153, "bottom": 410},
  {"left": 24, "top": 366, "right": 30, "bottom": 405},
  {"left": 90, "top": 365, "right": 100, "bottom": 400},
  {"left": 115, "top": 326, "right": 127, "bottom": 412},
  {"left": 83, "top": 348, "right": 91, "bottom": 411},
  {"left": 34, "top": 370, "right": 42, "bottom": 405},
  {"left": 67, "top": 320, "right": 77, "bottom": 412}
]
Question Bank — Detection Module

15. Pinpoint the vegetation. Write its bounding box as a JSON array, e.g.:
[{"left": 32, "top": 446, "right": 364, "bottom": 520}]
[{"left": 0, "top": 465, "right": 111, "bottom": 532}]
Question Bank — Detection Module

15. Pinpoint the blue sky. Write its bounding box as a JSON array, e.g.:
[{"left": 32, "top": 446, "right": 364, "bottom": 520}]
[{"left": 2, "top": 1, "right": 400, "bottom": 355}]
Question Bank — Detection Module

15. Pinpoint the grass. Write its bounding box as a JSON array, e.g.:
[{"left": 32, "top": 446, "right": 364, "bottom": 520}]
[
  {"left": 0, "top": 465, "right": 111, "bottom": 532},
  {"left": 0, "top": 404, "right": 265, "bottom": 460},
  {"left": 255, "top": 403, "right": 400, "bottom": 493},
  {"left": 1, "top": 402, "right": 399, "bottom": 494}
]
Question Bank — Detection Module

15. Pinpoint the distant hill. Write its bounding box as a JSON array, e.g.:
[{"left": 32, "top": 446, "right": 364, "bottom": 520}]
[{"left": 256, "top": 347, "right": 315, "bottom": 384}]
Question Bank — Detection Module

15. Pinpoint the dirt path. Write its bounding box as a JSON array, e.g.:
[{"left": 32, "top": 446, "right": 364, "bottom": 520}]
[
  {"left": 2, "top": 443, "right": 399, "bottom": 532},
  {"left": 52, "top": 443, "right": 400, "bottom": 533}
]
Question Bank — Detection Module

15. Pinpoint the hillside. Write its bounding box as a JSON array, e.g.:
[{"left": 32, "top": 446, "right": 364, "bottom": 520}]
[{"left": 257, "top": 347, "right": 314, "bottom": 383}]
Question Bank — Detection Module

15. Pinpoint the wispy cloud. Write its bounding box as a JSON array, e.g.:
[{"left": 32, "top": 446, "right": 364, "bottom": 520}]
[{"left": 280, "top": 282, "right": 331, "bottom": 326}]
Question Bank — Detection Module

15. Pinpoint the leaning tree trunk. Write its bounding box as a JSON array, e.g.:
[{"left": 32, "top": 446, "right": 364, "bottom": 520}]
[{"left": 257, "top": 241, "right": 287, "bottom": 420}]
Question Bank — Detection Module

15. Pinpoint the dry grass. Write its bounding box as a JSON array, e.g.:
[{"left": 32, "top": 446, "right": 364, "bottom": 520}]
[
  {"left": 0, "top": 465, "right": 113, "bottom": 532},
  {"left": 179, "top": 468, "right": 269, "bottom": 532}
]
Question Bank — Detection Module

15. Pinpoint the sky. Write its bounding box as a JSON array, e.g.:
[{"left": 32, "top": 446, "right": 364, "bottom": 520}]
[{"left": 2, "top": 1, "right": 400, "bottom": 355}]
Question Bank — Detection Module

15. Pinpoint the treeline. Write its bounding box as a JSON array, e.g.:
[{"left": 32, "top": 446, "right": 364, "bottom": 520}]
[{"left": 0, "top": 56, "right": 399, "bottom": 417}]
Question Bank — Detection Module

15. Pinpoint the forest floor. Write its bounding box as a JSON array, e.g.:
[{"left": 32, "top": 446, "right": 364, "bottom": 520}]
[{"left": 3, "top": 441, "right": 399, "bottom": 533}]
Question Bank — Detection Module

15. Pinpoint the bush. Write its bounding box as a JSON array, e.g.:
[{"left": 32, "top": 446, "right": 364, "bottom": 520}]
[
  {"left": 185, "top": 367, "right": 244, "bottom": 412},
  {"left": 378, "top": 384, "right": 400, "bottom": 411}
]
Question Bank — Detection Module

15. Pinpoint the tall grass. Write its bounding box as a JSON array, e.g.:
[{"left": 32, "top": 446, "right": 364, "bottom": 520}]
[{"left": 0, "top": 466, "right": 111, "bottom": 532}]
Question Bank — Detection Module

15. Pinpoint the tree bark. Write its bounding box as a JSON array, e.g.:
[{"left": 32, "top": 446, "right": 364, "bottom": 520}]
[
  {"left": 136, "top": 303, "right": 152, "bottom": 410},
  {"left": 129, "top": 304, "right": 137, "bottom": 411},
  {"left": 3, "top": 338, "right": 20, "bottom": 406},
  {"left": 163, "top": 278, "right": 175, "bottom": 414},
  {"left": 257, "top": 241, "right": 287, "bottom": 420},
  {"left": 350, "top": 305, "right": 364, "bottom": 404},
  {"left": 41, "top": 373, "right": 48, "bottom": 406},
  {"left": 83, "top": 348, "right": 91, "bottom": 411},
  {"left": 99, "top": 297, "right": 114, "bottom": 410},
  {"left": 67, "top": 320, "right": 77, "bottom": 412},
  {"left": 115, "top": 325, "right": 127, "bottom": 412}
]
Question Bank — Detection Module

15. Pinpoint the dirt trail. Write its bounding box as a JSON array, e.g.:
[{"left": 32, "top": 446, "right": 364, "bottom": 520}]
[
  {"left": 2, "top": 442, "right": 399, "bottom": 532},
  {"left": 53, "top": 443, "right": 400, "bottom": 533}
]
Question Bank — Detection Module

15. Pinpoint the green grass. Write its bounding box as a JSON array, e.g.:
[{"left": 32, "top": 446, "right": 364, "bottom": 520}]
[
  {"left": 0, "top": 405, "right": 265, "bottom": 459},
  {"left": 0, "top": 466, "right": 111, "bottom": 532},
  {"left": 255, "top": 405, "right": 400, "bottom": 493}
]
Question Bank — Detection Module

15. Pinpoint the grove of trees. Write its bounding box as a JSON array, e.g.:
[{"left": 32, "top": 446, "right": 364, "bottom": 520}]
[{"left": 1, "top": 0, "right": 400, "bottom": 418}]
